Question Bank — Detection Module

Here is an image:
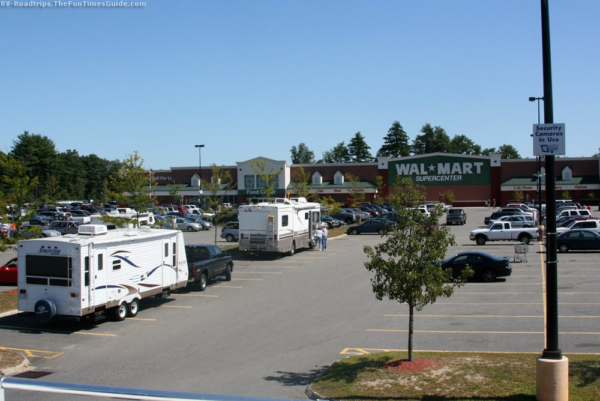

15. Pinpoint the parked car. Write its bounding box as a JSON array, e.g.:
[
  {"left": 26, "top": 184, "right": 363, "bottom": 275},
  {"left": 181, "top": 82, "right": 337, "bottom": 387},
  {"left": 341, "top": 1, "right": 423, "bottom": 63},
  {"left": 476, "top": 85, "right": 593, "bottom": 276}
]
[
  {"left": 346, "top": 219, "right": 388, "bottom": 235},
  {"left": 185, "top": 244, "right": 234, "bottom": 291},
  {"left": 184, "top": 215, "right": 213, "bottom": 230},
  {"left": 440, "top": 251, "right": 512, "bottom": 282},
  {"left": 174, "top": 217, "right": 202, "bottom": 232},
  {"left": 331, "top": 209, "right": 358, "bottom": 225},
  {"left": 484, "top": 210, "right": 524, "bottom": 225},
  {"left": 0, "top": 257, "right": 17, "bottom": 284},
  {"left": 489, "top": 214, "right": 534, "bottom": 228},
  {"left": 556, "top": 219, "right": 600, "bottom": 233},
  {"left": 11, "top": 225, "right": 62, "bottom": 239},
  {"left": 321, "top": 215, "right": 343, "bottom": 228},
  {"left": 49, "top": 220, "right": 83, "bottom": 235},
  {"left": 220, "top": 222, "right": 239, "bottom": 242},
  {"left": 446, "top": 208, "right": 467, "bottom": 225},
  {"left": 556, "top": 229, "right": 600, "bottom": 253}
]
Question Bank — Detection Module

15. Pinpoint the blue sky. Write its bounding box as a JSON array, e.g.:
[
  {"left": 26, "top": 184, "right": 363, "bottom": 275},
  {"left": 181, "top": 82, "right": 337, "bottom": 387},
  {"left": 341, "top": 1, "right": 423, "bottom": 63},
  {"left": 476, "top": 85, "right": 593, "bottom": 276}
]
[{"left": 1, "top": 0, "right": 599, "bottom": 170}]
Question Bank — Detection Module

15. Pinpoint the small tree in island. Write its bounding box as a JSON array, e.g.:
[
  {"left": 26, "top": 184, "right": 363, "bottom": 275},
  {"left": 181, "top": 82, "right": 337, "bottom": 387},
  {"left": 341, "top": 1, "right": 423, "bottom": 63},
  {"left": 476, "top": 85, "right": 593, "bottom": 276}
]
[{"left": 364, "top": 177, "right": 472, "bottom": 361}]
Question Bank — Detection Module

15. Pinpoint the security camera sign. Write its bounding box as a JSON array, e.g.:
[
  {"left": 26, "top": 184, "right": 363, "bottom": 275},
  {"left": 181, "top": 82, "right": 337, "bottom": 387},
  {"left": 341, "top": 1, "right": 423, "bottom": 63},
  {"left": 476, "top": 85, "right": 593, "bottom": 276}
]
[{"left": 533, "top": 123, "right": 565, "bottom": 156}]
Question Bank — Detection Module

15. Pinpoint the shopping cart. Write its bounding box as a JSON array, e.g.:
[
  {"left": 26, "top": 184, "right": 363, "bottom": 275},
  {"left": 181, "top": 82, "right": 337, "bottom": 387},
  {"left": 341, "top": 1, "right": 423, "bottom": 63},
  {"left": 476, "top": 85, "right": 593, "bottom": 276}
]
[{"left": 514, "top": 242, "right": 528, "bottom": 263}]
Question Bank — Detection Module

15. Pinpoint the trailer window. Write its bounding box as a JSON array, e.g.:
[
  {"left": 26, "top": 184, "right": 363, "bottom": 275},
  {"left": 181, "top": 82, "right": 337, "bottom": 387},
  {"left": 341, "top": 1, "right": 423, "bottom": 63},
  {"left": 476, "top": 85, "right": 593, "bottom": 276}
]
[
  {"left": 25, "top": 255, "right": 72, "bottom": 287},
  {"left": 172, "top": 242, "right": 177, "bottom": 266},
  {"left": 97, "top": 254, "right": 103, "bottom": 271},
  {"left": 164, "top": 243, "right": 169, "bottom": 257},
  {"left": 282, "top": 215, "right": 289, "bottom": 227},
  {"left": 84, "top": 257, "right": 90, "bottom": 286},
  {"left": 112, "top": 260, "right": 121, "bottom": 270}
]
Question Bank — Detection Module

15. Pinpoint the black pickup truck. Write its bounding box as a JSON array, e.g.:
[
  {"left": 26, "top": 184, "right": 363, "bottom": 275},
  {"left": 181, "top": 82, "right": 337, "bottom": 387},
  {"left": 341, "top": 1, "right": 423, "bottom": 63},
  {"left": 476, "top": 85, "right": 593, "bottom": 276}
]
[{"left": 184, "top": 244, "right": 234, "bottom": 291}]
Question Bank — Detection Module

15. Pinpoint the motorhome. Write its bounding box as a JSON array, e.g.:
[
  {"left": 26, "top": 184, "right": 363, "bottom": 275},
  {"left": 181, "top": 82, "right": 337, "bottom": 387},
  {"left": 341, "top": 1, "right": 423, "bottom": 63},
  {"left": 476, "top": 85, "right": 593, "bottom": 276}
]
[
  {"left": 18, "top": 224, "right": 188, "bottom": 322},
  {"left": 238, "top": 197, "right": 321, "bottom": 256}
]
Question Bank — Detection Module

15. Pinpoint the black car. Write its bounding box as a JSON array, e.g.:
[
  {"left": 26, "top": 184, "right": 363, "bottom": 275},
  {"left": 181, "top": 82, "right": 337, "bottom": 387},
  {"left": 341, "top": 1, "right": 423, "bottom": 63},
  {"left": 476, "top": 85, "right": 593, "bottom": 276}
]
[
  {"left": 556, "top": 229, "right": 600, "bottom": 253},
  {"left": 346, "top": 219, "right": 388, "bottom": 235},
  {"left": 440, "top": 251, "right": 512, "bottom": 282}
]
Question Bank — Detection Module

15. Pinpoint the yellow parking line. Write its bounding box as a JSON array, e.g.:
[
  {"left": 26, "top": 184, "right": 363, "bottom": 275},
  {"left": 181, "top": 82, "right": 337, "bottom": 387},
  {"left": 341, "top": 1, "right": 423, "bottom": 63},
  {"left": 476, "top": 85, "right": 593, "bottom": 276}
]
[
  {"left": 74, "top": 332, "right": 117, "bottom": 337},
  {"left": 177, "top": 293, "right": 219, "bottom": 297},
  {"left": 367, "top": 329, "right": 600, "bottom": 335},
  {"left": 214, "top": 285, "right": 243, "bottom": 289},
  {"left": 384, "top": 314, "right": 600, "bottom": 319},
  {"left": 0, "top": 346, "right": 63, "bottom": 359},
  {"left": 234, "top": 271, "right": 283, "bottom": 274},
  {"left": 232, "top": 278, "right": 264, "bottom": 281}
]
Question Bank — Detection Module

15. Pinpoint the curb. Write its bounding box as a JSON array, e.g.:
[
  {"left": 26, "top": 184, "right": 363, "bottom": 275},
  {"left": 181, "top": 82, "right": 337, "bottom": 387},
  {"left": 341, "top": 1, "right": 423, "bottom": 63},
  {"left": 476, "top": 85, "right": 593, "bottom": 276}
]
[{"left": 1, "top": 353, "right": 30, "bottom": 377}]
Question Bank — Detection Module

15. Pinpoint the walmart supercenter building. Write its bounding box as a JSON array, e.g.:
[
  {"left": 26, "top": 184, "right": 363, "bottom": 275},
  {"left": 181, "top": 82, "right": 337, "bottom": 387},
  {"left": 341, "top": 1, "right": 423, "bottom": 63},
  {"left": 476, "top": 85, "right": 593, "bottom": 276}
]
[{"left": 151, "top": 153, "right": 600, "bottom": 207}]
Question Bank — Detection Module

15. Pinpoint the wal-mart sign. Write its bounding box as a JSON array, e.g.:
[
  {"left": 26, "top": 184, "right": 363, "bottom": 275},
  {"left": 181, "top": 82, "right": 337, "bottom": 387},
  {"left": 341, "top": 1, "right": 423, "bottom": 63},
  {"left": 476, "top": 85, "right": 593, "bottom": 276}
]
[
  {"left": 532, "top": 123, "right": 566, "bottom": 156},
  {"left": 389, "top": 155, "right": 490, "bottom": 186}
]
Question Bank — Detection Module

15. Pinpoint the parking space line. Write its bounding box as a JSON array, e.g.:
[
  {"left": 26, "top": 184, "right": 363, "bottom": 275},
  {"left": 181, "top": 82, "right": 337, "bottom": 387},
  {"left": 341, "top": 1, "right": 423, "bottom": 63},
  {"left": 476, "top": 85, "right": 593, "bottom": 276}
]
[
  {"left": 0, "top": 346, "right": 63, "bottom": 359},
  {"left": 74, "top": 332, "right": 117, "bottom": 337},
  {"left": 127, "top": 318, "right": 157, "bottom": 321},
  {"left": 234, "top": 271, "right": 283, "bottom": 275},
  {"left": 232, "top": 278, "right": 264, "bottom": 281},
  {"left": 160, "top": 305, "right": 192, "bottom": 308},
  {"left": 384, "top": 314, "right": 600, "bottom": 319},
  {"left": 367, "top": 329, "right": 600, "bottom": 335},
  {"left": 213, "top": 285, "right": 243, "bottom": 289},
  {"left": 177, "top": 294, "right": 219, "bottom": 297}
]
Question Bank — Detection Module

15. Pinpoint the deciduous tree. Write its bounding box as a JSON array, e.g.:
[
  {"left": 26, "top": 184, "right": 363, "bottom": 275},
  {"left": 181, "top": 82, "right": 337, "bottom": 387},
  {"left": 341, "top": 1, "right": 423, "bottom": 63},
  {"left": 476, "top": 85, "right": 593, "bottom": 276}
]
[
  {"left": 364, "top": 177, "right": 471, "bottom": 361},
  {"left": 290, "top": 143, "right": 315, "bottom": 164}
]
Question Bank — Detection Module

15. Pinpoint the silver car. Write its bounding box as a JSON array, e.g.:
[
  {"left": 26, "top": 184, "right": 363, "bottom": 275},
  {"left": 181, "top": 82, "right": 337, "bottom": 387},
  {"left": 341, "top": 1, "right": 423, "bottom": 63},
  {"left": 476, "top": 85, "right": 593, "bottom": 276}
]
[
  {"left": 175, "top": 217, "right": 202, "bottom": 232},
  {"left": 220, "top": 222, "right": 239, "bottom": 242},
  {"left": 489, "top": 214, "right": 534, "bottom": 228},
  {"left": 185, "top": 215, "right": 213, "bottom": 230}
]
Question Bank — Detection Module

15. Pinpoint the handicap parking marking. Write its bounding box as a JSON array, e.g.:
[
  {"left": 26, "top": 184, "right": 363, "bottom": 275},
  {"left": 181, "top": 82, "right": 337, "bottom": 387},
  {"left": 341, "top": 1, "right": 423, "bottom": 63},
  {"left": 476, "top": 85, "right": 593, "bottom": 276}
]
[{"left": 0, "top": 346, "right": 63, "bottom": 359}]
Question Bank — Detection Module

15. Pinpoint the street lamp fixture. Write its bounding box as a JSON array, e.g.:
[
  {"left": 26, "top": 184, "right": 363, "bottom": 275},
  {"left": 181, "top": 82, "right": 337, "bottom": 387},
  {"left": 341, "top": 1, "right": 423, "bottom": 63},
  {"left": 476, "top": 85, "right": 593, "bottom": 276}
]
[{"left": 195, "top": 144, "right": 205, "bottom": 205}]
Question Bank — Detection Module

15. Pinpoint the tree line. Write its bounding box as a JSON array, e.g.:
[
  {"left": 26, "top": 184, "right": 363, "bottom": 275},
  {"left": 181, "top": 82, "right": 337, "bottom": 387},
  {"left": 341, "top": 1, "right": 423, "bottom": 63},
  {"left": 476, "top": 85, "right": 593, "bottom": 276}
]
[{"left": 290, "top": 121, "right": 522, "bottom": 164}]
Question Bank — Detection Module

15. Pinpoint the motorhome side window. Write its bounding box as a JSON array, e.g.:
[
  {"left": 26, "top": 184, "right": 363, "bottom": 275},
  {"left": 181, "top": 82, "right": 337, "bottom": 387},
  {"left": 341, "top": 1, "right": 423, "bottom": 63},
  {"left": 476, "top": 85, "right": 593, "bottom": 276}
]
[
  {"left": 112, "top": 260, "right": 121, "bottom": 270},
  {"left": 25, "top": 255, "right": 72, "bottom": 287},
  {"left": 282, "top": 215, "right": 289, "bottom": 227}
]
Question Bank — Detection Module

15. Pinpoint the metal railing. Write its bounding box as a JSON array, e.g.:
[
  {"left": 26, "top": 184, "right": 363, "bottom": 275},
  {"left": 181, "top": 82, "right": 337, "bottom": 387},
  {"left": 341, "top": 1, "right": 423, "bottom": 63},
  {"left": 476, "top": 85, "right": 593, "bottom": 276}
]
[{"left": 0, "top": 377, "right": 305, "bottom": 401}]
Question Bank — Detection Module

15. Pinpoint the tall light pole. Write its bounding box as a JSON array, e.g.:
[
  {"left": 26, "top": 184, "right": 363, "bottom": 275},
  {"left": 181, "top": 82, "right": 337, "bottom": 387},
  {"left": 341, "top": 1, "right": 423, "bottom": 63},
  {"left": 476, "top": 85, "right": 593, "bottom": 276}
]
[
  {"left": 195, "top": 144, "right": 205, "bottom": 206},
  {"left": 529, "top": 96, "right": 544, "bottom": 225}
]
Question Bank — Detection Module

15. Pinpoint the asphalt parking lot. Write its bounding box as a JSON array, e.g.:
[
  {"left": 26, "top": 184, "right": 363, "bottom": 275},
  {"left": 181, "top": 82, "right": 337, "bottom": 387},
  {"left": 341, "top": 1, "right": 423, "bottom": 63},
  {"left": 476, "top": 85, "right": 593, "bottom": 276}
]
[{"left": 1, "top": 207, "right": 599, "bottom": 400}]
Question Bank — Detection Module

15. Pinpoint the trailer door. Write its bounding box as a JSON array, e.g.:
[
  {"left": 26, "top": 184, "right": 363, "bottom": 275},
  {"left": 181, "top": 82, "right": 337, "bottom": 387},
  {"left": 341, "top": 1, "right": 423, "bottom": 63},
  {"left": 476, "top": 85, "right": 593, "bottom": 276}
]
[{"left": 93, "top": 249, "right": 107, "bottom": 306}]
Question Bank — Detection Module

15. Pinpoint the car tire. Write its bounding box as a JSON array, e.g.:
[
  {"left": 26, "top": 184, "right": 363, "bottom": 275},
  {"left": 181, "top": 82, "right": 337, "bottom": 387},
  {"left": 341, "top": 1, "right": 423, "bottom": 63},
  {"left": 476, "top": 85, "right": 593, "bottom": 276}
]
[
  {"left": 482, "top": 269, "right": 497, "bottom": 282},
  {"left": 350, "top": 229, "right": 358, "bottom": 235},
  {"left": 226, "top": 234, "right": 235, "bottom": 242},
  {"left": 519, "top": 235, "right": 532, "bottom": 245},
  {"left": 475, "top": 236, "right": 487, "bottom": 246},
  {"left": 187, "top": 226, "right": 194, "bottom": 232},
  {"left": 558, "top": 244, "right": 569, "bottom": 253},
  {"left": 224, "top": 265, "right": 232, "bottom": 281},
  {"left": 378, "top": 229, "right": 385, "bottom": 235},
  {"left": 127, "top": 299, "right": 139, "bottom": 317},
  {"left": 197, "top": 273, "right": 207, "bottom": 291}
]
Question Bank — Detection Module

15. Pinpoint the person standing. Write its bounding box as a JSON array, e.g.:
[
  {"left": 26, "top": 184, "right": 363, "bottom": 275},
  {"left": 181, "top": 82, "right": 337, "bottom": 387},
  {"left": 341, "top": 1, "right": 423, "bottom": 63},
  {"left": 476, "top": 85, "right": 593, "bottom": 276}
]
[
  {"left": 314, "top": 226, "right": 323, "bottom": 251},
  {"left": 321, "top": 224, "right": 328, "bottom": 251},
  {"left": 492, "top": 198, "right": 496, "bottom": 208}
]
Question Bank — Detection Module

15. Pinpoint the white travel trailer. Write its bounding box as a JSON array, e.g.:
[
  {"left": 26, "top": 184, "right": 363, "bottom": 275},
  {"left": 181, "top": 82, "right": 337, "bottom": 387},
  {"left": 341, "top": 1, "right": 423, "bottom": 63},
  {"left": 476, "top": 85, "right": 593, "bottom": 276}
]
[
  {"left": 18, "top": 225, "right": 188, "bottom": 322},
  {"left": 238, "top": 197, "right": 321, "bottom": 256}
]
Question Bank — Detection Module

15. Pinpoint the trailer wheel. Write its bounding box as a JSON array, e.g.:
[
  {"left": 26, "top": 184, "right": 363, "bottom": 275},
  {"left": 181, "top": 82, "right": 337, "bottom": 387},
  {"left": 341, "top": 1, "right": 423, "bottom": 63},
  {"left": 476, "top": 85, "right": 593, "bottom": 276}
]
[
  {"left": 109, "top": 303, "right": 127, "bottom": 321},
  {"left": 197, "top": 273, "right": 208, "bottom": 291},
  {"left": 224, "top": 265, "right": 232, "bottom": 281},
  {"left": 289, "top": 241, "right": 295, "bottom": 256},
  {"left": 127, "top": 299, "right": 139, "bottom": 317}
]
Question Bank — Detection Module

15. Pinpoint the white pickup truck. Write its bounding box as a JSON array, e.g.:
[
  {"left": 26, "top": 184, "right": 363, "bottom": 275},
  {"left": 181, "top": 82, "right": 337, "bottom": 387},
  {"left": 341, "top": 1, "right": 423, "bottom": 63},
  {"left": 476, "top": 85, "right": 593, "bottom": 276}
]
[{"left": 470, "top": 222, "right": 539, "bottom": 245}]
